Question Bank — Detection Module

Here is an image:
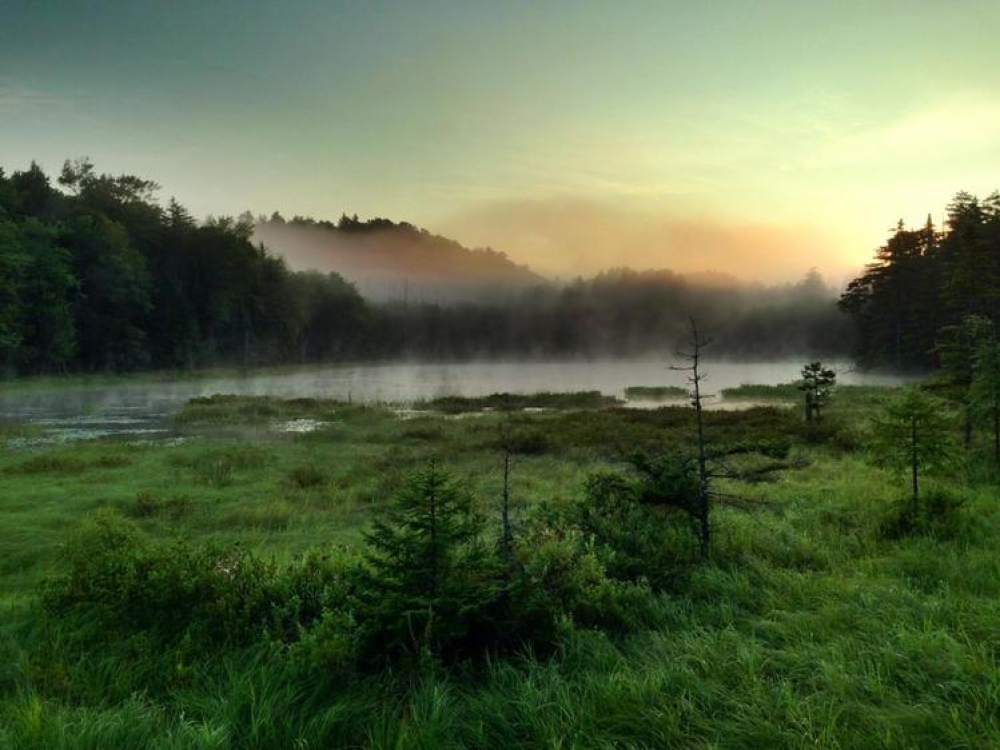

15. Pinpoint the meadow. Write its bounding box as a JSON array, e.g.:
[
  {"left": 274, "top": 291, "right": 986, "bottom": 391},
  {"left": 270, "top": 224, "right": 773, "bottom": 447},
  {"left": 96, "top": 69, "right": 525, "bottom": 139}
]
[{"left": 1, "top": 385, "right": 999, "bottom": 748}]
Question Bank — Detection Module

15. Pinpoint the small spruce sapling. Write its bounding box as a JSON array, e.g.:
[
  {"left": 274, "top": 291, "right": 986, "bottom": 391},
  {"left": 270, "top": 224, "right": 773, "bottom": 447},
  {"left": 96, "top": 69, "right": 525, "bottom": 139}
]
[
  {"left": 871, "top": 387, "right": 955, "bottom": 514},
  {"left": 798, "top": 361, "right": 836, "bottom": 422},
  {"left": 360, "top": 464, "right": 491, "bottom": 665}
]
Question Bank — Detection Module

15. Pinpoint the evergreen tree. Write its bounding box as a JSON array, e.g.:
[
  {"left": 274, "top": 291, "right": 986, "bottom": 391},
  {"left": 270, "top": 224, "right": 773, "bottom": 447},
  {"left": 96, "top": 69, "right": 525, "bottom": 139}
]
[
  {"left": 358, "top": 464, "right": 493, "bottom": 665},
  {"left": 839, "top": 221, "right": 937, "bottom": 369},
  {"left": 871, "top": 388, "right": 956, "bottom": 512},
  {"left": 969, "top": 319, "right": 1000, "bottom": 465},
  {"left": 799, "top": 361, "right": 836, "bottom": 422}
]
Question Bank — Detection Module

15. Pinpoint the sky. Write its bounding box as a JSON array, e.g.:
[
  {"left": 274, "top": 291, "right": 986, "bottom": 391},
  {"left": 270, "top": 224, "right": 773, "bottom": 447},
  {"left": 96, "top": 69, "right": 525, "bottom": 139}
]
[{"left": 2, "top": 0, "right": 999, "bottom": 284}]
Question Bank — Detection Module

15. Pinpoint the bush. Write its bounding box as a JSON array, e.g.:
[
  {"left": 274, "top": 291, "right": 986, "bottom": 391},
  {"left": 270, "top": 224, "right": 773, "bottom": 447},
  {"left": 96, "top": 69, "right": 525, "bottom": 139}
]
[
  {"left": 575, "top": 468, "right": 697, "bottom": 590},
  {"left": 515, "top": 523, "right": 656, "bottom": 633},
  {"left": 43, "top": 511, "right": 351, "bottom": 655},
  {"left": 877, "top": 487, "right": 966, "bottom": 540},
  {"left": 794, "top": 416, "right": 861, "bottom": 452}
]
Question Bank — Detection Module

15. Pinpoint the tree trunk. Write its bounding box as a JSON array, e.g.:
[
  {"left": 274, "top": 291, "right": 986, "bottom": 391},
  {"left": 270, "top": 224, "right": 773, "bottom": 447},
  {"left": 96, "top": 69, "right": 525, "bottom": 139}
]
[
  {"left": 994, "top": 398, "right": 999, "bottom": 466},
  {"left": 500, "top": 444, "right": 513, "bottom": 561},
  {"left": 673, "top": 318, "right": 712, "bottom": 558},
  {"left": 911, "top": 417, "right": 919, "bottom": 514},
  {"left": 690, "top": 325, "right": 710, "bottom": 558}
]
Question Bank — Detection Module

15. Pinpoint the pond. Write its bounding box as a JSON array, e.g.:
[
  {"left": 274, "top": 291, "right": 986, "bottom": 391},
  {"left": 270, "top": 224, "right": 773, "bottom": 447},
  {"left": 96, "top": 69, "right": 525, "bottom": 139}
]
[{"left": 0, "top": 359, "right": 901, "bottom": 443}]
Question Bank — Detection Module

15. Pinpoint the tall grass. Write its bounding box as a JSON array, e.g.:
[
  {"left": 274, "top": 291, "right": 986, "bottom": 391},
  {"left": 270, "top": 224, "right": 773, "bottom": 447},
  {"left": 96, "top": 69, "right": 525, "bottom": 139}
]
[{"left": 2, "top": 388, "right": 999, "bottom": 747}]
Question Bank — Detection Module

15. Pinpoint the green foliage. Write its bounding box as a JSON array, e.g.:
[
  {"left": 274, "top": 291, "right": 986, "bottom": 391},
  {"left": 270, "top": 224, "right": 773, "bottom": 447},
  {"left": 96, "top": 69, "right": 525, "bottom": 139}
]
[
  {"left": 0, "top": 218, "right": 77, "bottom": 372},
  {"left": 356, "top": 465, "right": 496, "bottom": 665},
  {"left": 575, "top": 468, "right": 697, "bottom": 590},
  {"left": 173, "top": 394, "right": 342, "bottom": 425},
  {"left": 0, "top": 156, "right": 861, "bottom": 372},
  {"left": 43, "top": 511, "right": 349, "bottom": 655},
  {"left": 0, "top": 159, "right": 371, "bottom": 375},
  {"left": 968, "top": 317, "right": 1000, "bottom": 463},
  {"left": 6, "top": 393, "right": 1000, "bottom": 747},
  {"left": 63, "top": 212, "right": 152, "bottom": 370},
  {"left": 720, "top": 382, "right": 800, "bottom": 400},
  {"left": 623, "top": 385, "right": 688, "bottom": 399},
  {"left": 877, "top": 487, "right": 966, "bottom": 541},
  {"left": 870, "top": 388, "right": 957, "bottom": 509},
  {"left": 129, "top": 491, "right": 193, "bottom": 519},
  {"left": 840, "top": 194, "right": 1000, "bottom": 370},
  {"left": 515, "top": 523, "right": 656, "bottom": 633},
  {"left": 798, "top": 361, "right": 836, "bottom": 421},
  {"left": 6, "top": 454, "right": 88, "bottom": 475},
  {"left": 793, "top": 414, "right": 861, "bottom": 452},
  {"left": 286, "top": 464, "right": 328, "bottom": 489},
  {"left": 495, "top": 425, "right": 550, "bottom": 455}
]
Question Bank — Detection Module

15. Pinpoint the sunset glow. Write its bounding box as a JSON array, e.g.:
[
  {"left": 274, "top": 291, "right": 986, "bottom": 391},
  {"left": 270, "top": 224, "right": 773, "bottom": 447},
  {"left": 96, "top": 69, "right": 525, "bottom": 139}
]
[{"left": 3, "top": 1, "right": 997, "bottom": 281}]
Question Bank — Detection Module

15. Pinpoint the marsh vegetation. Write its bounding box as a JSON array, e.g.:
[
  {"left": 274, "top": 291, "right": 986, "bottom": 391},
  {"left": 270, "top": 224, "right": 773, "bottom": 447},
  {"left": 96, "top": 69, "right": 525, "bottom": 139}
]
[{"left": 1, "top": 380, "right": 999, "bottom": 748}]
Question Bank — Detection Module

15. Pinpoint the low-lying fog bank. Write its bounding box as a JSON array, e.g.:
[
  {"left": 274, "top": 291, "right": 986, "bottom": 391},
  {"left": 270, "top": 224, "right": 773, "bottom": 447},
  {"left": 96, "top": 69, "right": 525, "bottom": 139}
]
[{"left": 0, "top": 360, "right": 910, "bottom": 443}]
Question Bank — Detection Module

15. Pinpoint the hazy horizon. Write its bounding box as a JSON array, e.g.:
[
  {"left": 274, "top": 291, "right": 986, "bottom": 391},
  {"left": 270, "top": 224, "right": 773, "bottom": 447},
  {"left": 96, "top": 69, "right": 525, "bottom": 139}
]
[{"left": 3, "top": 1, "right": 998, "bottom": 285}]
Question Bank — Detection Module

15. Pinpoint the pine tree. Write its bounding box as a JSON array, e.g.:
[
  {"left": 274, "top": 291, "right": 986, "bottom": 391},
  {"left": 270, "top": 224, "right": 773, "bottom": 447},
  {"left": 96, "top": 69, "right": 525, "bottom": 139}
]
[
  {"left": 871, "top": 388, "right": 955, "bottom": 513},
  {"left": 359, "top": 464, "right": 493, "bottom": 665},
  {"left": 970, "top": 320, "right": 1000, "bottom": 465},
  {"left": 798, "top": 361, "right": 836, "bottom": 422}
]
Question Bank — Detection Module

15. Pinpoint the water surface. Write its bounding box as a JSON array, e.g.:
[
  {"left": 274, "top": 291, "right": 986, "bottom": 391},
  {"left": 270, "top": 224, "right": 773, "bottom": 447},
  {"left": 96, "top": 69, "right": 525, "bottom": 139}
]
[{"left": 0, "top": 360, "right": 900, "bottom": 443}]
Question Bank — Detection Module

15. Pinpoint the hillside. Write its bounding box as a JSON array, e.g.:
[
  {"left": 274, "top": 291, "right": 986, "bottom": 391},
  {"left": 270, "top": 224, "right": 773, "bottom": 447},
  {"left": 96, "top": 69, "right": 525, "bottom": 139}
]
[{"left": 254, "top": 214, "right": 548, "bottom": 303}]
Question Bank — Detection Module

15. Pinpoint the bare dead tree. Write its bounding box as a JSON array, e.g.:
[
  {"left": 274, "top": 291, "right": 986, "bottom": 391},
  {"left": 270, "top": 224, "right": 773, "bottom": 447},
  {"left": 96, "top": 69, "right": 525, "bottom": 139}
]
[
  {"left": 671, "top": 317, "right": 714, "bottom": 558},
  {"left": 498, "top": 416, "right": 515, "bottom": 562}
]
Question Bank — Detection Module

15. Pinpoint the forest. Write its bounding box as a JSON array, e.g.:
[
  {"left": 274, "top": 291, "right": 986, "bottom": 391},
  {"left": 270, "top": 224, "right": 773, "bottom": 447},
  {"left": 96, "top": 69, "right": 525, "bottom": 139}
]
[
  {"left": 0, "top": 158, "right": 852, "bottom": 376},
  {"left": 839, "top": 191, "right": 1000, "bottom": 370}
]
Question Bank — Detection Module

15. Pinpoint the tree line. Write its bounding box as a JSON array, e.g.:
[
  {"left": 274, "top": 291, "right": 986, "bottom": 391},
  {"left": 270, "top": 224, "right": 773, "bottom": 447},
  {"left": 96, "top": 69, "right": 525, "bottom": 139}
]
[
  {"left": 1, "top": 158, "right": 851, "bottom": 376},
  {"left": 0, "top": 159, "right": 371, "bottom": 374},
  {"left": 839, "top": 191, "right": 1000, "bottom": 371}
]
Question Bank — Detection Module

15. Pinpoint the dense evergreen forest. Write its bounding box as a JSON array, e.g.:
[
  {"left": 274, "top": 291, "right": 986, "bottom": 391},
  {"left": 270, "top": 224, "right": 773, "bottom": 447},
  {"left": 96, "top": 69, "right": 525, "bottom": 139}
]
[
  {"left": 839, "top": 191, "right": 1000, "bottom": 370},
  {"left": 0, "top": 158, "right": 878, "bottom": 376}
]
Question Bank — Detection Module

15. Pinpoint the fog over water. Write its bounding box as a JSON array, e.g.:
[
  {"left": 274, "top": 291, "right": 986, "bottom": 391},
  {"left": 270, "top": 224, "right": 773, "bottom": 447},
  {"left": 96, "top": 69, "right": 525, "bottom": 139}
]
[{"left": 1, "top": 360, "right": 907, "bottom": 443}]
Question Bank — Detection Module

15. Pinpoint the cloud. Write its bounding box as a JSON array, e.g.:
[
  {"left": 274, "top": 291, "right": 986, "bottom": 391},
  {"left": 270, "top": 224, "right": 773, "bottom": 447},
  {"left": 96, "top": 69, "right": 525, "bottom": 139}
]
[{"left": 439, "top": 197, "right": 850, "bottom": 284}]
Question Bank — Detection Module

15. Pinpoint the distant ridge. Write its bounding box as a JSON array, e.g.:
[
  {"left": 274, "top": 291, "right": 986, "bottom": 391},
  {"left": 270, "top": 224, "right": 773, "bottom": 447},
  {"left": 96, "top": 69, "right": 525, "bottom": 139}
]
[{"left": 254, "top": 214, "right": 547, "bottom": 304}]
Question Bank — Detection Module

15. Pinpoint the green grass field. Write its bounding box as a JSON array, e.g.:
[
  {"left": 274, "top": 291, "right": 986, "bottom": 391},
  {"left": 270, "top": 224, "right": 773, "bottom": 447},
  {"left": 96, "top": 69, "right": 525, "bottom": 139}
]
[{"left": 1, "top": 388, "right": 998, "bottom": 748}]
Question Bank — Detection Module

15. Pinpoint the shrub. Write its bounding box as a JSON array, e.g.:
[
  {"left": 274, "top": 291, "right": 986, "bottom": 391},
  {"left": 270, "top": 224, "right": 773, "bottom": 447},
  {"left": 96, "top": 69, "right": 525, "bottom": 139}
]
[
  {"left": 515, "top": 523, "right": 656, "bottom": 633},
  {"left": 43, "top": 511, "right": 351, "bottom": 655},
  {"left": 575, "top": 468, "right": 697, "bottom": 590},
  {"left": 877, "top": 487, "right": 966, "bottom": 540}
]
